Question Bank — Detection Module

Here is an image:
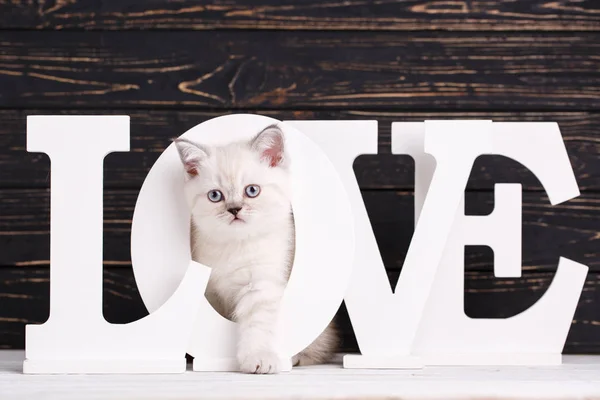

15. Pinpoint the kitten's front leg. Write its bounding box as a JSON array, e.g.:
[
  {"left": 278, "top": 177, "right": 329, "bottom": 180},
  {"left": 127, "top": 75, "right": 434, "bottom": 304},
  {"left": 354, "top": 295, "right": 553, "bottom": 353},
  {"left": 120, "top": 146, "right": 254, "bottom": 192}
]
[{"left": 234, "top": 280, "right": 284, "bottom": 374}]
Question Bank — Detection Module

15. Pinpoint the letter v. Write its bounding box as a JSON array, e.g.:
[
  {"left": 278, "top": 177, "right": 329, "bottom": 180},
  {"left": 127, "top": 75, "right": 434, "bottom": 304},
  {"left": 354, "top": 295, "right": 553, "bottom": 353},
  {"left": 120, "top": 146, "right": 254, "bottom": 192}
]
[{"left": 287, "top": 120, "right": 493, "bottom": 368}]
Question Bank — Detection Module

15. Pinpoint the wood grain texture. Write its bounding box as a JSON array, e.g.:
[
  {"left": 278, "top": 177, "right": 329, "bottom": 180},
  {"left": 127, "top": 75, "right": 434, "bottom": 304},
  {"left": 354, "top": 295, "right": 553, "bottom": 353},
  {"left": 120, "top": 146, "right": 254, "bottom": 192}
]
[
  {"left": 0, "top": 189, "right": 596, "bottom": 272},
  {"left": 0, "top": 0, "right": 598, "bottom": 359},
  {"left": 1, "top": 110, "right": 598, "bottom": 190},
  {"left": 0, "top": 0, "right": 599, "bottom": 31},
  {"left": 2, "top": 267, "right": 600, "bottom": 353},
  {"left": 0, "top": 32, "right": 599, "bottom": 110},
  {"left": 2, "top": 353, "right": 600, "bottom": 400}
]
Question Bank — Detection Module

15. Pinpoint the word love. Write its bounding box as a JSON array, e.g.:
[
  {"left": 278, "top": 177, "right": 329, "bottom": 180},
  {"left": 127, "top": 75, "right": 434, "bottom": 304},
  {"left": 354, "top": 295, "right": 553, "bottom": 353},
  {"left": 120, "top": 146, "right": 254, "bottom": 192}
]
[{"left": 22, "top": 115, "right": 587, "bottom": 374}]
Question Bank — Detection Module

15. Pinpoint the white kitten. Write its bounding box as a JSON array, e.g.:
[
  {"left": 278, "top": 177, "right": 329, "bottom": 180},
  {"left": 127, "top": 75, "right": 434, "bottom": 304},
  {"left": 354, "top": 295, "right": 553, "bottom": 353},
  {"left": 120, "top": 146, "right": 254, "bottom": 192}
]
[{"left": 175, "top": 124, "right": 338, "bottom": 374}]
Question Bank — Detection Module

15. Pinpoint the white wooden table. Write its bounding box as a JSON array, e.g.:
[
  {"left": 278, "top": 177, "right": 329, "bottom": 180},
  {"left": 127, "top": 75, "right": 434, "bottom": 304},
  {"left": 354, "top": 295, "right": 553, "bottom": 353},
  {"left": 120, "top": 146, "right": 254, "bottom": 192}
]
[{"left": 2, "top": 350, "right": 600, "bottom": 399}]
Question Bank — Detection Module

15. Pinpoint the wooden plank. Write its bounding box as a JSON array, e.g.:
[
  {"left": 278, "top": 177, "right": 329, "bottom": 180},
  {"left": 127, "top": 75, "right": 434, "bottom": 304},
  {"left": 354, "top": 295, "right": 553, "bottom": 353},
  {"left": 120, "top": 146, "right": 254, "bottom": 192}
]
[
  {"left": 5, "top": 354, "right": 600, "bottom": 400},
  {"left": 2, "top": 110, "right": 598, "bottom": 190},
  {"left": 2, "top": 267, "right": 600, "bottom": 353},
  {"left": 2, "top": 352, "right": 600, "bottom": 400},
  {"left": 0, "top": 32, "right": 599, "bottom": 110},
  {"left": 1, "top": 0, "right": 599, "bottom": 31},
  {"left": 0, "top": 189, "right": 596, "bottom": 272}
]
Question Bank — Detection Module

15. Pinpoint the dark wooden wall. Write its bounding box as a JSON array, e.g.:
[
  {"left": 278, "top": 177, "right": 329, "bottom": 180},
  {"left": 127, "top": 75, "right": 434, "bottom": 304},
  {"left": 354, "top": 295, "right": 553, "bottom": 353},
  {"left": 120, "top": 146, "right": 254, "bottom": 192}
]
[{"left": 0, "top": 1, "right": 598, "bottom": 353}]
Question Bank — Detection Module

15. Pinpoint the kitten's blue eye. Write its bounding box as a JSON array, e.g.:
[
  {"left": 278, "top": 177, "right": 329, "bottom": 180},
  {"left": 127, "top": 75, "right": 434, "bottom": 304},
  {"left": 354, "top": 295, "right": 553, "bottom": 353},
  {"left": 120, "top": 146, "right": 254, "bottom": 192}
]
[
  {"left": 244, "top": 185, "right": 261, "bottom": 198},
  {"left": 207, "top": 190, "right": 223, "bottom": 203}
]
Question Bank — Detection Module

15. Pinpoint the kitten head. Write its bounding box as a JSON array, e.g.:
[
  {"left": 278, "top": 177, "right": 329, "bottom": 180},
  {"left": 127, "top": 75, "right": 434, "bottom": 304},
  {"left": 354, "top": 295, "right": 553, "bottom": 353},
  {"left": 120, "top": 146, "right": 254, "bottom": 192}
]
[{"left": 174, "top": 124, "right": 291, "bottom": 241}]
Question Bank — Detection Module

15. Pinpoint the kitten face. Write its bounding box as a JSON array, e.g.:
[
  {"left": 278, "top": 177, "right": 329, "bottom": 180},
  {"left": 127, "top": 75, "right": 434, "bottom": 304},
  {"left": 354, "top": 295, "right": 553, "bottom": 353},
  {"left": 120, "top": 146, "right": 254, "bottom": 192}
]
[{"left": 175, "top": 125, "right": 291, "bottom": 241}]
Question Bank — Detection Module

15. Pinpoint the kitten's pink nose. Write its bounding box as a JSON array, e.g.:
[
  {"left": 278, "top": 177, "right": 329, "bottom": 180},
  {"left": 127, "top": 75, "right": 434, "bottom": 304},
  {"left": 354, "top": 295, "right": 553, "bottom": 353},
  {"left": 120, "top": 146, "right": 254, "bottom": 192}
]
[{"left": 227, "top": 207, "right": 242, "bottom": 216}]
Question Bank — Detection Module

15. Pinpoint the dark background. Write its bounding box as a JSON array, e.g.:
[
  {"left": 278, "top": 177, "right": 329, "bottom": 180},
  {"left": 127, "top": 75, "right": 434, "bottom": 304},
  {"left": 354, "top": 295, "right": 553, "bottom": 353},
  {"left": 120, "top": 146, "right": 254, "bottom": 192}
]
[{"left": 0, "top": 1, "right": 598, "bottom": 353}]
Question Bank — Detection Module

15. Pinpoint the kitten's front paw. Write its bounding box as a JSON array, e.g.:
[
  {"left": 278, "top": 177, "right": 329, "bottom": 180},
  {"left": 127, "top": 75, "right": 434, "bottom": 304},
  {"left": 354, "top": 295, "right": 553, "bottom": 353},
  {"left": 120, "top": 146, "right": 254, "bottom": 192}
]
[{"left": 239, "top": 351, "right": 281, "bottom": 374}]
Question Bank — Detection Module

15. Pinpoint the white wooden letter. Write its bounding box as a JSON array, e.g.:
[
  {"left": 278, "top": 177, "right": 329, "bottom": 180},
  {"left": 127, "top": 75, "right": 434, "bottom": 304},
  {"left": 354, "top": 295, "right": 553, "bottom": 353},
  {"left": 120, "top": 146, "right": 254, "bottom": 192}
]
[
  {"left": 289, "top": 121, "right": 494, "bottom": 369},
  {"left": 394, "top": 121, "right": 588, "bottom": 365},
  {"left": 24, "top": 116, "right": 206, "bottom": 374},
  {"left": 130, "top": 114, "right": 355, "bottom": 372}
]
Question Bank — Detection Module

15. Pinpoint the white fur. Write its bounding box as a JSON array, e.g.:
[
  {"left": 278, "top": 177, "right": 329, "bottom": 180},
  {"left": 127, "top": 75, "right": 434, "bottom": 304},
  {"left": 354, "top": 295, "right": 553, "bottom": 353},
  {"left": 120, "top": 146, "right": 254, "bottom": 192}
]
[{"left": 175, "top": 126, "right": 337, "bottom": 374}]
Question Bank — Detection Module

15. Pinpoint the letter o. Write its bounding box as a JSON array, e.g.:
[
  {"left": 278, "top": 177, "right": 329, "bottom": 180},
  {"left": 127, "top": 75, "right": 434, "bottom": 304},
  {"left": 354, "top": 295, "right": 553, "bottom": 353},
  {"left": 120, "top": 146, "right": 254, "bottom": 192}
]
[{"left": 130, "top": 114, "right": 354, "bottom": 370}]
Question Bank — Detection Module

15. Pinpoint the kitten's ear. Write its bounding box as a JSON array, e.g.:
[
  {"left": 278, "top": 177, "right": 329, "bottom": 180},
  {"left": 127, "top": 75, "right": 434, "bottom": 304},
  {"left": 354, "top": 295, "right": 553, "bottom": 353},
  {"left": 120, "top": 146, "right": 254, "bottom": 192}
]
[
  {"left": 251, "top": 124, "right": 286, "bottom": 168},
  {"left": 173, "top": 137, "right": 209, "bottom": 177}
]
